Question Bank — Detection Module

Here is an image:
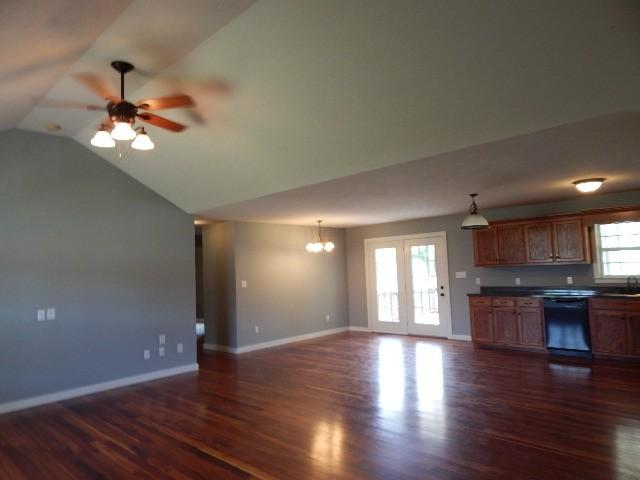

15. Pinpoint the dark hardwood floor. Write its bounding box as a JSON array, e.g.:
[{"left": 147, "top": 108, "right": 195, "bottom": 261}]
[{"left": 1, "top": 332, "right": 640, "bottom": 479}]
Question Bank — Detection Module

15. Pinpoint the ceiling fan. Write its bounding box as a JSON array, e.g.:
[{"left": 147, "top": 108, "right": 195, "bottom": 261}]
[{"left": 43, "top": 60, "right": 195, "bottom": 151}]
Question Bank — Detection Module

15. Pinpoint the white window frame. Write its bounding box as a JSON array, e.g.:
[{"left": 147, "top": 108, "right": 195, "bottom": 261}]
[{"left": 593, "top": 222, "right": 640, "bottom": 283}]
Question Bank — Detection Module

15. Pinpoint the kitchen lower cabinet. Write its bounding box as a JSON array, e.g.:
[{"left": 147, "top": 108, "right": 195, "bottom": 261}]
[
  {"left": 589, "top": 299, "right": 640, "bottom": 359},
  {"left": 469, "top": 296, "right": 545, "bottom": 351},
  {"left": 518, "top": 308, "right": 545, "bottom": 347}
]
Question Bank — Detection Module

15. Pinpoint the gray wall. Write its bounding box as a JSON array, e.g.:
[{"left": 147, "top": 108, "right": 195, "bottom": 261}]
[
  {"left": 346, "top": 190, "right": 640, "bottom": 335},
  {"left": 202, "top": 222, "right": 237, "bottom": 347},
  {"left": 0, "top": 130, "right": 196, "bottom": 404},
  {"left": 203, "top": 221, "right": 349, "bottom": 348}
]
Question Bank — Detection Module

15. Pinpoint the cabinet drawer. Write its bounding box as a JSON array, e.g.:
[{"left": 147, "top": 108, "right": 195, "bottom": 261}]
[
  {"left": 589, "top": 298, "right": 640, "bottom": 312},
  {"left": 516, "top": 297, "right": 541, "bottom": 308},
  {"left": 470, "top": 296, "right": 491, "bottom": 307},
  {"left": 492, "top": 297, "right": 516, "bottom": 307}
]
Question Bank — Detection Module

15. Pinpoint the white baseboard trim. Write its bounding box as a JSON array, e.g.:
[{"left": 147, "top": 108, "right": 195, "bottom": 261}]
[
  {"left": 348, "top": 326, "right": 371, "bottom": 332},
  {"left": 449, "top": 334, "right": 472, "bottom": 341},
  {"left": 203, "top": 343, "right": 236, "bottom": 353},
  {"left": 0, "top": 363, "right": 199, "bottom": 416},
  {"left": 204, "top": 326, "right": 351, "bottom": 354}
]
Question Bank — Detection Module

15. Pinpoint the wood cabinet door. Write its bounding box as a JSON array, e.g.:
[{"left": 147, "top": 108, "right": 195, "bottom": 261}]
[
  {"left": 471, "top": 308, "right": 494, "bottom": 343},
  {"left": 627, "top": 313, "right": 640, "bottom": 357},
  {"left": 497, "top": 224, "right": 526, "bottom": 264},
  {"left": 524, "top": 222, "right": 553, "bottom": 264},
  {"left": 590, "top": 309, "right": 628, "bottom": 355},
  {"left": 552, "top": 218, "right": 585, "bottom": 262},
  {"left": 473, "top": 228, "right": 499, "bottom": 266},
  {"left": 493, "top": 308, "right": 519, "bottom": 345},
  {"left": 518, "top": 308, "right": 544, "bottom": 347}
]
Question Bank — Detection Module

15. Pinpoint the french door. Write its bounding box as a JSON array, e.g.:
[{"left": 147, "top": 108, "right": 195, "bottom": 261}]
[{"left": 365, "top": 233, "right": 452, "bottom": 337}]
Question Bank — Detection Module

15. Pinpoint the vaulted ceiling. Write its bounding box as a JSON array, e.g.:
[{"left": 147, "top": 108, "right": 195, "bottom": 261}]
[{"left": 5, "top": 0, "right": 640, "bottom": 225}]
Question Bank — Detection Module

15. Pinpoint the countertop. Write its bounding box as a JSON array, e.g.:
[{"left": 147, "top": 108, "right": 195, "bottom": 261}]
[{"left": 467, "top": 286, "right": 640, "bottom": 300}]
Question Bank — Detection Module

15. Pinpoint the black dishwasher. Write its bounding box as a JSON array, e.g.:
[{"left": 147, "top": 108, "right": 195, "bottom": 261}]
[{"left": 543, "top": 297, "right": 591, "bottom": 356}]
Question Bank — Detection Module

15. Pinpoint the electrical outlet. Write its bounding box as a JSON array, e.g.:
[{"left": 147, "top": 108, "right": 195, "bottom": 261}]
[
  {"left": 455, "top": 271, "right": 467, "bottom": 279},
  {"left": 158, "top": 346, "right": 165, "bottom": 357},
  {"left": 254, "top": 325, "right": 260, "bottom": 334},
  {"left": 241, "top": 280, "right": 248, "bottom": 289},
  {"left": 177, "top": 343, "right": 183, "bottom": 354},
  {"left": 143, "top": 349, "right": 150, "bottom": 360},
  {"left": 567, "top": 276, "right": 574, "bottom": 285},
  {"left": 159, "top": 334, "right": 166, "bottom": 345},
  {"left": 37, "top": 309, "right": 46, "bottom": 321},
  {"left": 325, "top": 314, "right": 331, "bottom": 322},
  {"left": 515, "top": 277, "right": 521, "bottom": 286},
  {"left": 475, "top": 277, "right": 481, "bottom": 286},
  {"left": 46, "top": 308, "right": 56, "bottom": 320}
]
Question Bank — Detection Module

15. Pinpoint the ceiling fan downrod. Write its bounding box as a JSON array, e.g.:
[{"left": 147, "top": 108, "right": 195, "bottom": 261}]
[{"left": 110, "top": 60, "right": 134, "bottom": 100}]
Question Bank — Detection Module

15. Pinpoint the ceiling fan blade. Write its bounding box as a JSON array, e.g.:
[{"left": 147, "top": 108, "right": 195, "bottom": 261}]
[
  {"left": 37, "top": 98, "right": 105, "bottom": 111},
  {"left": 137, "top": 113, "right": 186, "bottom": 132},
  {"left": 72, "top": 73, "right": 119, "bottom": 101},
  {"left": 136, "top": 95, "right": 195, "bottom": 111}
]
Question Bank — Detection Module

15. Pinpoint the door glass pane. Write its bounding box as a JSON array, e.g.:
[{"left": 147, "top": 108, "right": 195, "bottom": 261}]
[
  {"left": 375, "top": 248, "right": 399, "bottom": 323},
  {"left": 410, "top": 245, "right": 439, "bottom": 325}
]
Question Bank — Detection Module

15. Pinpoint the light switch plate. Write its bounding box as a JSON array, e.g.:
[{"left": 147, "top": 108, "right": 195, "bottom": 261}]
[
  {"left": 46, "top": 308, "right": 56, "bottom": 320},
  {"left": 475, "top": 277, "right": 481, "bottom": 286},
  {"left": 241, "top": 280, "right": 248, "bottom": 289},
  {"left": 254, "top": 325, "right": 260, "bottom": 334},
  {"left": 567, "top": 276, "right": 574, "bottom": 285},
  {"left": 325, "top": 314, "right": 331, "bottom": 322},
  {"left": 143, "top": 349, "right": 150, "bottom": 360},
  {"left": 177, "top": 343, "right": 183, "bottom": 354},
  {"left": 455, "top": 271, "right": 467, "bottom": 279},
  {"left": 158, "top": 346, "right": 165, "bottom": 357},
  {"left": 37, "top": 309, "right": 46, "bottom": 322},
  {"left": 515, "top": 277, "right": 521, "bottom": 286},
  {"left": 159, "top": 334, "right": 166, "bottom": 345}
]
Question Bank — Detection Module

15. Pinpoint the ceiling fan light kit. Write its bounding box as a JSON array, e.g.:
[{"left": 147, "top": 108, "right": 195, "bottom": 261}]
[
  {"left": 90, "top": 126, "right": 115, "bottom": 148},
  {"left": 79, "top": 60, "right": 194, "bottom": 153}
]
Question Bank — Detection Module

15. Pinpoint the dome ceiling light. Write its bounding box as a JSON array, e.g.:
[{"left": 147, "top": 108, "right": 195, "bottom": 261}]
[
  {"left": 461, "top": 193, "right": 489, "bottom": 230},
  {"left": 573, "top": 178, "right": 605, "bottom": 193},
  {"left": 306, "top": 220, "right": 335, "bottom": 253}
]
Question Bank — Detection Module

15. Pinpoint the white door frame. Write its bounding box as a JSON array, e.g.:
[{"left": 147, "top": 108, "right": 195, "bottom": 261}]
[{"left": 364, "top": 231, "right": 453, "bottom": 338}]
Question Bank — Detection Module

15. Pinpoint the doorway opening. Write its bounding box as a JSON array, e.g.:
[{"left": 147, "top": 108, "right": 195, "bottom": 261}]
[{"left": 365, "top": 232, "right": 452, "bottom": 338}]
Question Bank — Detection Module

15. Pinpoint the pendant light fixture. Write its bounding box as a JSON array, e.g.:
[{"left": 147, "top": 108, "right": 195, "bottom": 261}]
[
  {"left": 460, "top": 193, "right": 489, "bottom": 230},
  {"left": 306, "top": 220, "right": 335, "bottom": 253}
]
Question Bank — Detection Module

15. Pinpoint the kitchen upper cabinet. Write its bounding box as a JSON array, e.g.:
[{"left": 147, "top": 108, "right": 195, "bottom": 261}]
[
  {"left": 552, "top": 218, "right": 586, "bottom": 262},
  {"left": 497, "top": 225, "right": 526, "bottom": 264},
  {"left": 590, "top": 309, "right": 628, "bottom": 356},
  {"left": 518, "top": 308, "right": 544, "bottom": 347},
  {"left": 524, "top": 222, "right": 553, "bottom": 263},
  {"left": 493, "top": 308, "right": 519, "bottom": 344},
  {"left": 473, "top": 228, "right": 499, "bottom": 266},
  {"left": 472, "top": 214, "right": 590, "bottom": 267}
]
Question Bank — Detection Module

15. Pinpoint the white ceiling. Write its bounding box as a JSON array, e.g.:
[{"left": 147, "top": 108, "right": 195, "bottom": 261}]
[
  {"left": 198, "top": 112, "right": 640, "bottom": 227},
  {"left": 0, "top": 0, "right": 131, "bottom": 131},
  {"left": 6, "top": 0, "right": 640, "bottom": 225}
]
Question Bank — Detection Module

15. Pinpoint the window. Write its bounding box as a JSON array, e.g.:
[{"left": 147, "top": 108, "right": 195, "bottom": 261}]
[{"left": 594, "top": 221, "right": 640, "bottom": 281}]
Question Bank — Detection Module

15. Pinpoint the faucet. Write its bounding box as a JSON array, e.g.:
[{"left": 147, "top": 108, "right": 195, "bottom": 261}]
[{"left": 628, "top": 276, "right": 639, "bottom": 294}]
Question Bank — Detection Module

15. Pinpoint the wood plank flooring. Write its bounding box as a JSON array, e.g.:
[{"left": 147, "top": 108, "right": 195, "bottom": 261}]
[{"left": 1, "top": 332, "right": 640, "bottom": 479}]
